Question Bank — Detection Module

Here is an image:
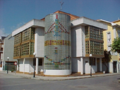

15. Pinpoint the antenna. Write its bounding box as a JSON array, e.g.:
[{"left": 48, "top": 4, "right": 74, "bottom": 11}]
[{"left": 60, "top": 0, "right": 64, "bottom": 11}]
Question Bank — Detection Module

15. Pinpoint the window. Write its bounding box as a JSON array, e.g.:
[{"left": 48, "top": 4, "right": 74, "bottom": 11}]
[
  {"left": 21, "top": 43, "right": 29, "bottom": 56},
  {"left": 33, "top": 58, "right": 43, "bottom": 66},
  {"left": 118, "top": 31, "right": 120, "bottom": 38},
  {"left": 39, "top": 58, "right": 43, "bottom": 66},
  {"left": 33, "top": 58, "right": 36, "bottom": 66},
  {"left": 89, "top": 58, "right": 95, "bottom": 65}
]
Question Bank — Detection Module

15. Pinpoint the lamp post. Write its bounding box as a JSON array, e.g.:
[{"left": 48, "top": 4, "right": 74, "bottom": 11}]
[
  {"left": 89, "top": 54, "right": 92, "bottom": 76},
  {"left": 33, "top": 52, "right": 36, "bottom": 78},
  {"left": 7, "top": 57, "right": 9, "bottom": 74}
]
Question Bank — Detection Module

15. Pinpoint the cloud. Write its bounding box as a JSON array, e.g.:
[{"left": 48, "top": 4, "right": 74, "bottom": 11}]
[
  {"left": 11, "top": 22, "right": 26, "bottom": 31},
  {"left": 0, "top": 28, "right": 8, "bottom": 37}
]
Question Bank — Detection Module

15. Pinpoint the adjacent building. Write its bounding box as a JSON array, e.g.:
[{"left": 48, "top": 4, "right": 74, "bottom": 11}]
[
  {"left": 98, "top": 19, "right": 120, "bottom": 73},
  {"left": 2, "top": 34, "right": 17, "bottom": 71},
  {"left": 12, "top": 11, "right": 107, "bottom": 76},
  {"left": 0, "top": 36, "right": 6, "bottom": 71}
]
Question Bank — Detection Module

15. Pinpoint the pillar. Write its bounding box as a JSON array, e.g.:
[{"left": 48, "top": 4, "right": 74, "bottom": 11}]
[
  {"left": 36, "top": 58, "right": 39, "bottom": 74},
  {"left": 81, "top": 57, "right": 83, "bottom": 75},
  {"left": 23, "top": 58, "right": 25, "bottom": 73},
  {"left": 100, "top": 58, "right": 102, "bottom": 72}
]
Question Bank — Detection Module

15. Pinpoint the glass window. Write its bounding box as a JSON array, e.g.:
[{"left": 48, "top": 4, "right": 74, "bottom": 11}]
[{"left": 89, "top": 58, "right": 95, "bottom": 65}]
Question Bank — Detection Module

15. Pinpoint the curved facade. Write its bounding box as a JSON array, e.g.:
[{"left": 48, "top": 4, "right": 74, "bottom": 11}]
[{"left": 44, "top": 13, "right": 71, "bottom": 75}]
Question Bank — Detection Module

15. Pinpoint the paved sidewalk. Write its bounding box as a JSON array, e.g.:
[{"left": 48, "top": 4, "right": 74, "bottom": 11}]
[{"left": 0, "top": 71, "right": 120, "bottom": 81}]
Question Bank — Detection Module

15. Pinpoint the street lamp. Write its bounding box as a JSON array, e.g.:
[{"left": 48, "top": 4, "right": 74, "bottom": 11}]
[
  {"left": 33, "top": 52, "right": 36, "bottom": 78},
  {"left": 89, "top": 54, "right": 92, "bottom": 76},
  {"left": 7, "top": 57, "right": 9, "bottom": 74}
]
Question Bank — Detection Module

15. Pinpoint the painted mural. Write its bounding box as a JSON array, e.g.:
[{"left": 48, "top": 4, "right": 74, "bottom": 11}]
[{"left": 44, "top": 13, "right": 71, "bottom": 70}]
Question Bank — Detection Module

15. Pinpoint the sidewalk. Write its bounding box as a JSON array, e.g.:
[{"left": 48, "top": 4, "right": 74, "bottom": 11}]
[{"left": 0, "top": 71, "right": 120, "bottom": 81}]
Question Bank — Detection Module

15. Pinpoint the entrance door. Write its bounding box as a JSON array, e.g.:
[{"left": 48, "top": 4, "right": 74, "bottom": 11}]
[
  {"left": 97, "top": 58, "right": 100, "bottom": 72},
  {"left": 118, "top": 62, "right": 120, "bottom": 73},
  {"left": 113, "top": 61, "right": 117, "bottom": 73}
]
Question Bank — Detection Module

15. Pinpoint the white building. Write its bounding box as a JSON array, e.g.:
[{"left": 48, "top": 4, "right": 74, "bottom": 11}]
[{"left": 12, "top": 11, "right": 107, "bottom": 76}]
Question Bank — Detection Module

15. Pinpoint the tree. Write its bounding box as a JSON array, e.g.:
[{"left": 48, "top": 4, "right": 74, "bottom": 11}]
[{"left": 111, "top": 37, "right": 120, "bottom": 53}]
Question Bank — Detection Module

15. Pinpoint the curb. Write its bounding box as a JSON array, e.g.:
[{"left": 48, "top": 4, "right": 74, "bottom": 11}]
[{"left": 0, "top": 71, "right": 120, "bottom": 81}]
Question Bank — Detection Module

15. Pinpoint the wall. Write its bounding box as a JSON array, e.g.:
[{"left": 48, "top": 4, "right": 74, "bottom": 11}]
[
  {"left": 3, "top": 34, "right": 17, "bottom": 62},
  {"left": 114, "top": 20, "right": 120, "bottom": 25},
  {"left": 72, "top": 57, "right": 81, "bottom": 73},
  {"left": 71, "top": 26, "right": 85, "bottom": 57},
  {"left": 35, "top": 28, "right": 44, "bottom": 57},
  {"left": 19, "top": 58, "right": 43, "bottom": 73},
  {"left": 83, "top": 58, "right": 97, "bottom": 74},
  {"left": 2, "top": 34, "right": 17, "bottom": 70},
  {"left": 71, "top": 57, "right": 98, "bottom": 74},
  {"left": 19, "top": 59, "right": 24, "bottom": 72}
]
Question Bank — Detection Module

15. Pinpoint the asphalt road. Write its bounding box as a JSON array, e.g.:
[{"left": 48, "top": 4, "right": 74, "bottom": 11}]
[{"left": 0, "top": 73, "right": 120, "bottom": 90}]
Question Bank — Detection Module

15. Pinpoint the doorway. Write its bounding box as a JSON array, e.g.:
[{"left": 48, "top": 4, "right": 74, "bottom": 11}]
[
  {"left": 97, "top": 58, "right": 100, "bottom": 72},
  {"left": 113, "top": 61, "right": 117, "bottom": 73}
]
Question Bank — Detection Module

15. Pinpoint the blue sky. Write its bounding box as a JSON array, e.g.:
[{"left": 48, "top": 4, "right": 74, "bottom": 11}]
[{"left": 0, "top": 0, "right": 120, "bottom": 36}]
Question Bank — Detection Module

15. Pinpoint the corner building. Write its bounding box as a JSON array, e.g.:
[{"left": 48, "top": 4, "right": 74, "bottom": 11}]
[{"left": 12, "top": 11, "right": 107, "bottom": 76}]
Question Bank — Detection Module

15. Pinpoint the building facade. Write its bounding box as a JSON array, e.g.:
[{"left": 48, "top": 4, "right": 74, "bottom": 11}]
[
  {"left": 12, "top": 11, "right": 107, "bottom": 76},
  {"left": 98, "top": 19, "right": 120, "bottom": 73},
  {"left": 2, "top": 34, "right": 17, "bottom": 71},
  {"left": 0, "top": 36, "right": 6, "bottom": 71}
]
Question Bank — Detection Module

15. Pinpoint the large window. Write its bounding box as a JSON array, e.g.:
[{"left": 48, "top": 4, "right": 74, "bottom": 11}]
[
  {"left": 14, "top": 33, "right": 21, "bottom": 45},
  {"left": 86, "top": 41, "right": 104, "bottom": 55},
  {"left": 85, "top": 26, "right": 104, "bottom": 56},
  {"left": 22, "top": 29, "right": 31, "bottom": 42},
  {"left": 89, "top": 58, "right": 95, "bottom": 65},
  {"left": 21, "top": 43, "right": 29, "bottom": 56},
  {"left": 14, "top": 46, "right": 21, "bottom": 57},
  {"left": 33, "top": 58, "right": 43, "bottom": 66},
  {"left": 14, "top": 28, "right": 35, "bottom": 58},
  {"left": 30, "top": 42, "right": 34, "bottom": 55},
  {"left": 85, "top": 26, "right": 103, "bottom": 40}
]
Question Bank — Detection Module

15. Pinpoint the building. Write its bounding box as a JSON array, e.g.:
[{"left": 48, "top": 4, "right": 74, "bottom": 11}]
[
  {"left": 12, "top": 11, "right": 107, "bottom": 76},
  {"left": 2, "top": 34, "right": 17, "bottom": 71},
  {"left": 98, "top": 19, "right": 120, "bottom": 73},
  {"left": 0, "top": 36, "right": 6, "bottom": 71}
]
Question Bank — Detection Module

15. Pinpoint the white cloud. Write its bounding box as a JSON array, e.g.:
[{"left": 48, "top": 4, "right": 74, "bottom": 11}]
[
  {"left": 0, "top": 28, "right": 8, "bottom": 37},
  {"left": 11, "top": 22, "right": 26, "bottom": 31}
]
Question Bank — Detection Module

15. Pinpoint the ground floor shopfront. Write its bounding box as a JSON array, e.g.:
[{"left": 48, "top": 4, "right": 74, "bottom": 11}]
[
  {"left": 16, "top": 57, "right": 103, "bottom": 76},
  {"left": 109, "top": 60, "right": 120, "bottom": 73}
]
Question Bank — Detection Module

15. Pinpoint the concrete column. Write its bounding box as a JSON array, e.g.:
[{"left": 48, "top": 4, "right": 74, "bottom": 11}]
[
  {"left": 100, "top": 58, "right": 102, "bottom": 72},
  {"left": 95, "top": 58, "right": 97, "bottom": 72},
  {"left": 17, "top": 60, "right": 18, "bottom": 71},
  {"left": 2, "top": 61, "right": 4, "bottom": 70},
  {"left": 36, "top": 58, "right": 39, "bottom": 74},
  {"left": 117, "top": 61, "right": 119, "bottom": 73},
  {"left": 81, "top": 57, "right": 83, "bottom": 75},
  {"left": 109, "top": 62, "right": 113, "bottom": 73},
  {"left": 23, "top": 58, "right": 25, "bottom": 73}
]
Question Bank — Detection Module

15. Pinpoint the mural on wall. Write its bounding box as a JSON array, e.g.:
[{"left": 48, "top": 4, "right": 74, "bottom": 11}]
[{"left": 44, "top": 14, "right": 71, "bottom": 70}]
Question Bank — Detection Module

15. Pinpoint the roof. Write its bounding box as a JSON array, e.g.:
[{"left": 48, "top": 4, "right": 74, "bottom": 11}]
[
  {"left": 41, "top": 10, "right": 80, "bottom": 21},
  {"left": 12, "top": 19, "right": 45, "bottom": 36},
  {"left": 71, "top": 17, "right": 107, "bottom": 30},
  {"left": 113, "top": 19, "right": 120, "bottom": 23},
  {"left": 97, "top": 19, "right": 120, "bottom": 28}
]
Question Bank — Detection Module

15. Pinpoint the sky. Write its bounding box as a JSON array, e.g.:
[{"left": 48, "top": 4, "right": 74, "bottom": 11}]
[{"left": 0, "top": 0, "right": 120, "bottom": 36}]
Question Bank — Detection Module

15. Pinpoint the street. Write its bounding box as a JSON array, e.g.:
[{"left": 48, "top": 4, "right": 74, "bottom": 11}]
[{"left": 0, "top": 73, "right": 120, "bottom": 90}]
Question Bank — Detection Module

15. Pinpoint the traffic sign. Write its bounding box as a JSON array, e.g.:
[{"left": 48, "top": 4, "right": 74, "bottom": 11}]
[{"left": 14, "top": 62, "right": 17, "bottom": 65}]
